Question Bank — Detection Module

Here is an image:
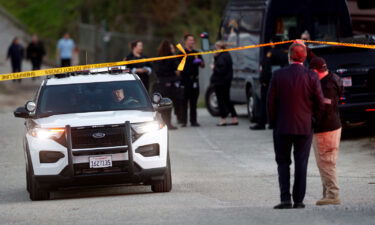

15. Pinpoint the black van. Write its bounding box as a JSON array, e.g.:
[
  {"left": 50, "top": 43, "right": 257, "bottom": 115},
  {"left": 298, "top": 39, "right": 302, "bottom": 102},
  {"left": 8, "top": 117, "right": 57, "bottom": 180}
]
[{"left": 204, "top": 0, "right": 374, "bottom": 124}]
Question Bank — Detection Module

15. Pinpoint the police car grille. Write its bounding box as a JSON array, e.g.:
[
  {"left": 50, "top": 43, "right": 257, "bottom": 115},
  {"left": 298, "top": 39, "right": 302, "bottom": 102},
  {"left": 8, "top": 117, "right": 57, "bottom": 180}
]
[{"left": 71, "top": 126, "right": 126, "bottom": 149}]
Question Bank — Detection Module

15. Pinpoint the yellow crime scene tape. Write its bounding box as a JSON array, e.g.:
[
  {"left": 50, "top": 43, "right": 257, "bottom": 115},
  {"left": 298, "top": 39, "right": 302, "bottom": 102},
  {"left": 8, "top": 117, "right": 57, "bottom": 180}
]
[{"left": 0, "top": 39, "right": 374, "bottom": 82}]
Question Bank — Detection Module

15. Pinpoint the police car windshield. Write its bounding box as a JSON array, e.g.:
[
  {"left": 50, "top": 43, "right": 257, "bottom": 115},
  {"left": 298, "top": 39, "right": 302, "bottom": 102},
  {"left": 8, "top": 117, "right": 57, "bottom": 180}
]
[{"left": 38, "top": 80, "right": 152, "bottom": 117}]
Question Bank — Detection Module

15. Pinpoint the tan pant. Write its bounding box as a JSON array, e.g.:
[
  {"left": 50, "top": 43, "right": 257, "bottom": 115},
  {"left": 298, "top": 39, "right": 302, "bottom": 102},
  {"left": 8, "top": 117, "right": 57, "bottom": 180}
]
[{"left": 313, "top": 128, "right": 341, "bottom": 199}]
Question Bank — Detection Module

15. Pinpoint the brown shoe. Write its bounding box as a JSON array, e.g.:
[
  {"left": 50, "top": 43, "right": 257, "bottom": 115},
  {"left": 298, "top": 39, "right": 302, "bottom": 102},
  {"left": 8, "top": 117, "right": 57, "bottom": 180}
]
[{"left": 316, "top": 198, "right": 341, "bottom": 205}]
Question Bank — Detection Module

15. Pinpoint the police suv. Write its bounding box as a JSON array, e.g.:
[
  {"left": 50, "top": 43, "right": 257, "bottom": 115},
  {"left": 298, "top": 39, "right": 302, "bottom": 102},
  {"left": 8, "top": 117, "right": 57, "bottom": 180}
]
[{"left": 14, "top": 68, "right": 172, "bottom": 200}]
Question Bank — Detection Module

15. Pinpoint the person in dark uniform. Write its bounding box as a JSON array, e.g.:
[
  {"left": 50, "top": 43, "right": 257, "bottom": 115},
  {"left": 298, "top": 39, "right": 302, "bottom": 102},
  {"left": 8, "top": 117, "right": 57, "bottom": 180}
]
[
  {"left": 210, "top": 41, "right": 238, "bottom": 126},
  {"left": 250, "top": 37, "right": 288, "bottom": 130},
  {"left": 268, "top": 43, "right": 324, "bottom": 209},
  {"left": 7, "top": 37, "right": 24, "bottom": 83},
  {"left": 27, "top": 35, "right": 45, "bottom": 71},
  {"left": 154, "top": 40, "right": 179, "bottom": 130},
  {"left": 125, "top": 40, "right": 152, "bottom": 92},
  {"left": 111, "top": 86, "right": 140, "bottom": 107},
  {"left": 180, "top": 34, "right": 205, "bottom": 127}
]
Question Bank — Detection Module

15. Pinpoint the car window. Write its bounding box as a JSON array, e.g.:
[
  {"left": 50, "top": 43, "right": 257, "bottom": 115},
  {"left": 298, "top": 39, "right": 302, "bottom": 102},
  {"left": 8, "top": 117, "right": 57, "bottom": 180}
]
[{"left": 38, "top": 80, "right": 153, "bottom": 117}]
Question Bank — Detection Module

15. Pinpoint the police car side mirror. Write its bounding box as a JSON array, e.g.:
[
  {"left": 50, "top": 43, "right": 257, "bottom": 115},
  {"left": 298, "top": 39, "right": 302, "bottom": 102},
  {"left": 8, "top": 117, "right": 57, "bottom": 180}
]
[
  {"left": 25, "top": 101, "right": 36, "bottom": 112},
  {"left": 14, "top": 106, "right": 31, "bottom": 118},
  {"left": 152, "top": 93, "right": 162, "bottom": 104}
]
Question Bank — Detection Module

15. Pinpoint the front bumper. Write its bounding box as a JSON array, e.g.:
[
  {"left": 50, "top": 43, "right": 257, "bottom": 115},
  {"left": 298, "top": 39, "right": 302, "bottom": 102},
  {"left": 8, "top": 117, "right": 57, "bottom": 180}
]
[
  {"left": 28, "top": 121, "right": 168, "bottom": 189},
  {"left": 34, "top": 165, "right": 167, "bottom": 190}
]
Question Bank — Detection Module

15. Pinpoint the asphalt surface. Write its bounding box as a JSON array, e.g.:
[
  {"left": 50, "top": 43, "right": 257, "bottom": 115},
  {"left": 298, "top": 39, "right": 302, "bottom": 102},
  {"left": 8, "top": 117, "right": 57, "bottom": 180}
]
[{"left": 0, "top": 84, "right": 375, "bottom": 225}]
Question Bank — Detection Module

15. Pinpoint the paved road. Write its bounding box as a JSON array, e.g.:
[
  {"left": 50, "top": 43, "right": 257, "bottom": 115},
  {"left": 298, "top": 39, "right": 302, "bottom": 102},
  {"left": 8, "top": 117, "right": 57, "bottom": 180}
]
[{"left": 0, "top": 88, "right": 374, "bottom": 225}]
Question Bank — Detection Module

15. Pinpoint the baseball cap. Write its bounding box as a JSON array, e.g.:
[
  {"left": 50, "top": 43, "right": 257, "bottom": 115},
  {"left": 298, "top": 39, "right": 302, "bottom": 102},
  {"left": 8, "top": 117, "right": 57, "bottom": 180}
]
[{"left": 309, "top": 57, "right": 328, "bottom": 72}]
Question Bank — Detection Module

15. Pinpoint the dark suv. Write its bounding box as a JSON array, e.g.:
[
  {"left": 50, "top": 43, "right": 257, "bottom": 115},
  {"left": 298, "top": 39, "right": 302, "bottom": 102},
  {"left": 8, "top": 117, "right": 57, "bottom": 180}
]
[{"left": 311, "top": 37, "right": 375, "bottom": 125}]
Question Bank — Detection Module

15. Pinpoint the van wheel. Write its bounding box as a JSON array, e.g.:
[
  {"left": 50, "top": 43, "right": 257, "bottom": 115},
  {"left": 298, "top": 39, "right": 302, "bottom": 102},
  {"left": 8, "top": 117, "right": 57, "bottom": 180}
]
[
  {"left": 151, "top": 154, "right": 172, "bottom": 193},
  {"left": 205, "top": 86, "right": 220, "bottom": 117},
  {"left": 247, "top": 89, "right": 256, "bottom": 123},
  {"left": 29, "top": 172, "right": 50, "bottom": 201}
]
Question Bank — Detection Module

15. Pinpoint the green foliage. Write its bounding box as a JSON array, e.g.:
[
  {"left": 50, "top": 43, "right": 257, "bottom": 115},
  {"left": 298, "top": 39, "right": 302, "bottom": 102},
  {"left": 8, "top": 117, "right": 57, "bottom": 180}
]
[
  {"left": 0, "top": 0, "right": 81, "bottom": 40},
  {"left": 0, "top": 0, "right": 227, "bottom": 43}
]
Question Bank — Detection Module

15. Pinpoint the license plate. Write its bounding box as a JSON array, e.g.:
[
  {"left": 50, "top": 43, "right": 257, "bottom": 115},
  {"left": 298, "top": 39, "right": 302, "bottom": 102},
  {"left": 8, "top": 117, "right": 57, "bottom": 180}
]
[
  {"left": 342, "top": 77, "right": 352, "bottom": 87},
  {"left": 89, "top": 155, "right": 112, "bottom": 168}
]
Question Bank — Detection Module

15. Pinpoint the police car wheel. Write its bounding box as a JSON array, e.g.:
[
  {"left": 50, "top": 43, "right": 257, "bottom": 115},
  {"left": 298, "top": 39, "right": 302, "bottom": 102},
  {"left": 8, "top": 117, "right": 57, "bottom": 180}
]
[
  {"left": 29, "top": 170, "right": 50, "bottom": 201},
  {"left": 247, "top": 90, "right": 255, "bottom": 123},
  {"left": 205, "top": 86, "right": 220, "bottom": 117},
  {"left": 151, "top": 153, "right": 172, "bottom": 193},
  {"left": 26, "top": 166, "right": 31, "bottom": 193}
]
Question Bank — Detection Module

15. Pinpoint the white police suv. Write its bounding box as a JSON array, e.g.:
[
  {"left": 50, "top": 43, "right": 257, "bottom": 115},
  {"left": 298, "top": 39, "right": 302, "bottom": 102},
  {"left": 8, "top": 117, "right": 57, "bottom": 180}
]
[{"left": 14, "top": 68, "right": 172, "bottom": 200}]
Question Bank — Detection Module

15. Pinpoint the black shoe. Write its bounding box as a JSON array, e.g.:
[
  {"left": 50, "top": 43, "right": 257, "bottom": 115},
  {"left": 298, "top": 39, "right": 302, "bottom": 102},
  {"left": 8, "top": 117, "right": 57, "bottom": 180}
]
[
  {"left": 273, "top": 202, "right": 292, "bottom": 209},
  {"left": 191, "top": 123, "right": 200, "bottom": 127},
  {"left": 293, "top": 203, "right": 305, "bottom": 209},
  {"left": 250, "top": 124, "right": 265, "bottom": 130}
]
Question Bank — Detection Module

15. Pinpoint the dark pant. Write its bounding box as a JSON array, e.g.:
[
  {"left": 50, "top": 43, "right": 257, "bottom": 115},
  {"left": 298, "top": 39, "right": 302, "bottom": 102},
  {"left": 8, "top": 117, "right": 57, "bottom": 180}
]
[
  {"left": 31, "top": 59, "right": 42, "bottom": 70},
  {"left": 214, "top": 83, "right": 237, "bottom": 119},
  {"left": 157, "top": 82, "right": 177, "bottom": 127},
  {"left": 259, "top": 84, "right": 269, "bottom": 125},
  {"left": 11, "top": 60, "right": 22, "bottom": 83},
  {"left": 11, "top": 60, "right": 21, "bottom": 73},
  {"left": 273, "top": 132, "right": 313, "bottom": 203},
  {"left": 181, "top": 82, "right": 199, "bottom": 124},
  {"left": 61, "top": 59, "right": 71, "bottom": 67}
]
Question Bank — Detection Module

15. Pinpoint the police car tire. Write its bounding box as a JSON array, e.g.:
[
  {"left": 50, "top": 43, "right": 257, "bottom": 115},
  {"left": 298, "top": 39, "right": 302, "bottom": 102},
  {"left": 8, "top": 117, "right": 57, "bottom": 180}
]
[
  {"left": 151, "top": 153, "right": 172, "bottom": 193},
  {"left": 29, "top": 171, "right": 50, "bottom": 201},
  {"left": 26, "top": 166, "right": 31, "bottom": 193}
]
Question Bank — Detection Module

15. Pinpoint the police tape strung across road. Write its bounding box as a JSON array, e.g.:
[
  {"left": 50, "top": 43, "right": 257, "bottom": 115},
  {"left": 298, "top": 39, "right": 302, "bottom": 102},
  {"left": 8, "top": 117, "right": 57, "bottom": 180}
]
[{"left": 1, "top": 39, "right": 375, "bottom": 82}]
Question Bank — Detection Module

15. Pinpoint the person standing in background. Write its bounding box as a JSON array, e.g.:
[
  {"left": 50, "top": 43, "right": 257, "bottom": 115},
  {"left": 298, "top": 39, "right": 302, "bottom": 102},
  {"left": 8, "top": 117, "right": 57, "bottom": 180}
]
[
  {"left": 154, "top": 40, "right": 180, "bottom": 130},
  {"left": 250, "top": 37, "right": 288, "bottom": 130},
  {"left": 125, "top": 40, "right": 152, "bottom": 91},
  {"left": 309, "top": 57, "right": 343, "bottom": 206},
  {"left": 210, "top": 41, "right": 238, "bottom": 126},
  {"left": 27, "top": 35, "right": 46, "bottom": 79},
  {"left": 180, "top": 34, "right": 205, "bottom": 127},
  {"left": 7, "top": 37, "right": 24, "bottom": 82},
  {"left": 57, "top": 33, "right": 75, "bottom": 67}
]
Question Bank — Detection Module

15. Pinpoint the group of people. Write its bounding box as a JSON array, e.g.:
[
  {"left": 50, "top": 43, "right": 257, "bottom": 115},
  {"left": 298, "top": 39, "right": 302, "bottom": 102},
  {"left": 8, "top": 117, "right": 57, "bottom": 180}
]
[
  {"left": 268, "top": 42, "right": 343, "bottom": 209},
  {"left": 6, "top": 32, "right": 76, "bottom": 82},
  {"left": 6, "top": 35, "right": 46, "bottom": 82},
  {"left": 124, "top": 34, "right": 205, "bottom": 130},
  {"left": 124, "top": 34, "right": 240, "bottom": 130}
]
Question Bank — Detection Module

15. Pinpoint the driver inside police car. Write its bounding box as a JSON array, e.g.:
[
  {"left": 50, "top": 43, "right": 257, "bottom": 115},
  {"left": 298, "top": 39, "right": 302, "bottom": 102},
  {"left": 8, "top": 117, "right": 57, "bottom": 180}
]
[{"left": 111, "top": 86, "right": 139, "bottom": 106}]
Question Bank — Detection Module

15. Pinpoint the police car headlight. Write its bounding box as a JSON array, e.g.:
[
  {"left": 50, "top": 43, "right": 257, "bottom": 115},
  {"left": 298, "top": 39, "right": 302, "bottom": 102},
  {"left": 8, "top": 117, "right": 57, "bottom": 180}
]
[
  {"left": 30, "top": 128, "right": 65, "bottom": 139},
  {"left": 132, "top": 121, "right": 164, "bottom": 134}
]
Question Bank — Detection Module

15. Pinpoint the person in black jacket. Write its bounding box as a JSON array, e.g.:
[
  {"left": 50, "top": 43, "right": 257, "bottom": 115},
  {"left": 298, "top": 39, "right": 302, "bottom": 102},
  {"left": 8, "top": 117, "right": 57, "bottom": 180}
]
[
  {"left": 27, "top": 35, "right": 45, "bottom": 71},
  {"left": 267, "top": 43, "right": 325, "bottom": 209},
  {"left": 309, "top": 57, "right": 343, "bottom": 206},
  {"left": 210, "top": 41, "right": 238, "bottom": 126},
  {"left": 179, "top": 34, "right": 205, "bottom": 127},
  {"left": 27, "top": 35, "right": 46, "bottom": 81},
  {"left": 154, "top": 40, "right": 179, "bottom": 130},
  {"left": 125, "top": 40, "right": 152, "bottom": 91},
  {"left": 251, "top": 37, "right": 288, "bottom": 130},
  {"left": 7, "top": 37, "right": 24, "bottom": 83}
]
